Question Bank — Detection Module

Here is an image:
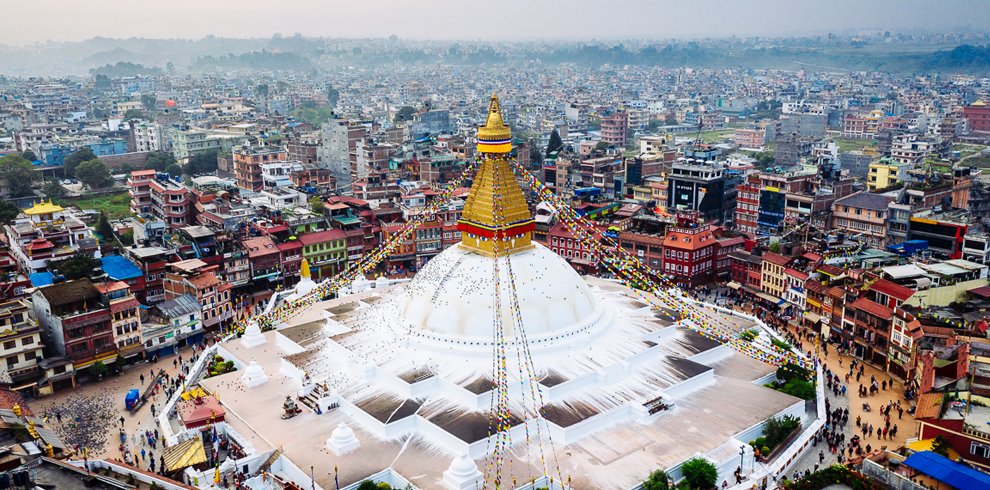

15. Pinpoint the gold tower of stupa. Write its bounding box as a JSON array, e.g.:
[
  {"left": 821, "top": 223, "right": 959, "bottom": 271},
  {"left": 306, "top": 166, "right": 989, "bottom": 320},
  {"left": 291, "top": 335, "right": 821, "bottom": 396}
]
[{"left": 457, "top": 94, "right": 534, "bottom": 255}]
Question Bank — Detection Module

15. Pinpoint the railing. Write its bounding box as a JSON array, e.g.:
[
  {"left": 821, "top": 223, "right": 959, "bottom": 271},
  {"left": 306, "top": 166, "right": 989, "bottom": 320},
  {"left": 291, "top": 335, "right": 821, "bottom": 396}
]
[{"left": 963, "top": 424, "right": 990, "bottom": 441}]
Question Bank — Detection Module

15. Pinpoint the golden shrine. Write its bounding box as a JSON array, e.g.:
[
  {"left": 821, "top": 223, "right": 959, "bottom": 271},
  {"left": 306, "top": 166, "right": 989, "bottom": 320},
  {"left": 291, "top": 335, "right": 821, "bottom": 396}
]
[{"left": 457, "top": 94, "right": 534, "bottom": 255}]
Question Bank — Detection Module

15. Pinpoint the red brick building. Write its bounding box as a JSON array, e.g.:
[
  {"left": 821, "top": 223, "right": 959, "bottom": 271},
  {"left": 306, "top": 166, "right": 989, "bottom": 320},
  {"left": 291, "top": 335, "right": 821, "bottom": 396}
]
[
  {"left": 963, "top": 100, "right": 990, "bottom": 132},
  {"left": 31, "top": 279, "right": 115, "bottom": 370},
  {"left": 660, "top": 223, "right": 717, "bottom": 287}
]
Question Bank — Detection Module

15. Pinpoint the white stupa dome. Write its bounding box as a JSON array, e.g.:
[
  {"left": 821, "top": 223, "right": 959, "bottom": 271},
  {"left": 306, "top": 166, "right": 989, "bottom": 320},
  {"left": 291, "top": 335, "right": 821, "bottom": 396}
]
[{"left": 397, "top": 243, "right": 606, "bottom": 351}]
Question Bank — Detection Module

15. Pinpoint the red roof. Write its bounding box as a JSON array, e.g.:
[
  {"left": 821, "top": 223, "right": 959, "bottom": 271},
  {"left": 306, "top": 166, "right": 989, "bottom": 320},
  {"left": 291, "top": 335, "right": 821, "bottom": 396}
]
[
  {"left": 0, "top": 388, "right": 31, "bottom": 415},
  {"left": 662, "top": 229, "right": 715, "bottom": 251},
  {"left": 851, "top": 297, "right": 893, "bottom": 320},
  {"left": 299, "top": 229, "right": 346, "bottom": 245},
  {"left": 784, "top": 268, "right": 809, "bottom": 281},
  {"left": 870, "top": 278, "right": 915, "bottom": 302},
  {"left": 243, "top": 236, "right": 279, "bottom": 258},
  {"left": 762, "top": 252, "right": 792, "bottom": 267}
]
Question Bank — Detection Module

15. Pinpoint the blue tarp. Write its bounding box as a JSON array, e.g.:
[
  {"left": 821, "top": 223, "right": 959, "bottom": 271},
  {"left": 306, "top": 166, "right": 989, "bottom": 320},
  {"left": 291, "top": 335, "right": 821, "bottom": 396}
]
[
  {"left": 124, "top": 388, "right": 140, "bottom": 409},
  {"left": 902, "top": 451, "right": 990, "bottom": 489},
  {"left": 29, "top": 272, "right": 54, "bottom": 287},
  {"left": 101, "top": 255, "right": 143, "bottom": 281}
]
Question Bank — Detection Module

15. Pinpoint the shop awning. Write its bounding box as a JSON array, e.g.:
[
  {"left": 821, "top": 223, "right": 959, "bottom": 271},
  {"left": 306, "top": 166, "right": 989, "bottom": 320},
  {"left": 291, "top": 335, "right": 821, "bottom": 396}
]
[
  {"left": 726, "top": 281, "right": 742, "bottom": 290},
  {"left": 755, "top": 292, "right": 786, "bottom": 306},
  {"left": 163, "top": 436, "right": 207, "bottom": 472},
  {"left": 803, "top": 311, "right": 821, "bottom": 324}
]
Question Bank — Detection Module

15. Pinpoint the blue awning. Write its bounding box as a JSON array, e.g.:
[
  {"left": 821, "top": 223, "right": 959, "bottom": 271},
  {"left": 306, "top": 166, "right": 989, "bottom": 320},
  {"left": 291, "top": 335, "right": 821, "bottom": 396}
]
[{"left": 902, "top": 451, "right": 990, "bottom": 489}]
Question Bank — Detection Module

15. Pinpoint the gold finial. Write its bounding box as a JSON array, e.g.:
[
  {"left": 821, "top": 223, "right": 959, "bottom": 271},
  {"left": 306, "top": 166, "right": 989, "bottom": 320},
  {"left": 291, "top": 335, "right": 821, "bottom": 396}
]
[
  {"left": 477, "top": 93, "right": 511, "bottom": 153},
  {"left": 12, "top": 404, "right": 20, "bottom": 417}
]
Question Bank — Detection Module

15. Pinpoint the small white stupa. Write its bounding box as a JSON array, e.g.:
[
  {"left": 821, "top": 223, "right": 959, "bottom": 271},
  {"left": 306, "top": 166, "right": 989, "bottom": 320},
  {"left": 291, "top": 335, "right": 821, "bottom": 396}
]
[
  {"left": 326, "top": 422, "right": 360, "bottom": 456},
  {"left": 351, "top": 274, "right": 370, "bottom": 293},
  {"left": 291, "top": 258, "right": 318, "bottom": 299},
  {"left": 240, "top": 359, "right": 269, "bottom": 388},
  {"left": 442, "top": 453, "right": 483, "bottom": 490},
  {"left": 240, "top": 321, "right": 265, "bottom": 348}
]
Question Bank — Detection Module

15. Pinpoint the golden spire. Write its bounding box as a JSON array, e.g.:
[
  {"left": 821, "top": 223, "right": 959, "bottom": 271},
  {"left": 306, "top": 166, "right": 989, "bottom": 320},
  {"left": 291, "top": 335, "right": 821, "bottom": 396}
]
[
  {"left": 300, "top": 257, "right": 311, "bottom": 280},
  {"left": 458, "top": 94, "right": 534, "bottom": 256},
  {"left": 476, "top": 93, "right": 512, "bottom": 154}
]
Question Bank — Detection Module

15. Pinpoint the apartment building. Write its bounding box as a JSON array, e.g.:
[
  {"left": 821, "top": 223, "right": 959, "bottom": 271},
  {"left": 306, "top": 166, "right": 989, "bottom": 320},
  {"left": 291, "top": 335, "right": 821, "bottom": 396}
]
[{"left": 831, "top": 192, "right": 895, "bottom": 249}]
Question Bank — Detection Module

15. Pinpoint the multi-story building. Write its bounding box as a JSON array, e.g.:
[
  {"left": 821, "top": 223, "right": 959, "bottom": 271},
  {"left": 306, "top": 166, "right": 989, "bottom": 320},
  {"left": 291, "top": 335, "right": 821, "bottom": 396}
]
[
  {"left": 142, "top": 294, "right": 202, "bottom": 358},
  {"left": 125, "top": 246, "right": 172, "bottom": 304},
  {"left": 890, "top": 134, "right": 931, "bottom": 165},
  {"left": 300, "top": 229, "right": 347, "bottom": 280},
  {"left": 963, "top": 100, "right": 990, "bottom": 132},
  {"left": 866, "top": 157, "right": 907, "bottom": 191},
  {"left": 163, "top": 259, "right": 232, "bottom": 332},
  {"left": 233, "top": 145, "right": 288, "bottom": 192},
  {"left": 600, "top": 111, "right": 628, "bottom": 147},
  {"left": 844, "top": 295, "right": 893, "bottom": 367},
  {"left": 5, "top": 201, "right": 100, "bottom": 275},
  {"left": 129, "top": 120, "right": 162, "bottom": 153},
  {"left": 31, "top": 279, "right": 116, "bottom": 370},
  {"left": 95, "top": 281, "right": 143, "bottom": 361},
  {"left": 666, "top": 162, "right": 735, "bottom": 224},
  {"left": 831, "top": 192, "right": 895, "bottom": 249},
  {"left": 243, "top": 236, "right": 282, "bottom": 285},
  {"left": 733, "top": 128, "right": 765, "bottom": 150},
  {"left": 148, "top": 175, "right": 196, "bottom": 228},
  {"left": 759, "top": 252, "right": 791, "bottom": 300},
  {"left": 0, "top": 300, "right": 44, "bottom": 390},
  {"left": 169, "top": 127, "right": 241, "bottom": 163},
  {"left": 128, "top": 169, "right": 156, "bottom": 215},
  {"left": 660, "top": 223, "right": 717, "bottom": 288}
]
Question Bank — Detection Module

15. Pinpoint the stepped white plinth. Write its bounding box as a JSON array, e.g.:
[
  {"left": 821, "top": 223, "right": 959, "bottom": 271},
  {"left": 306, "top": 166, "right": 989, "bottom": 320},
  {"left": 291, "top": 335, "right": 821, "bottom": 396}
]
[
  {"left": 241, "top": 322, "right": 266, "bottom": 348},
  {"left": 241, "top": 359, "right": 268, "bottom": 388},
  {"left": 442, "top": 453, "right": 484, "bottom": 490},
  {"left": 326, "top": 422, "right": 360, "bottom": 456}
]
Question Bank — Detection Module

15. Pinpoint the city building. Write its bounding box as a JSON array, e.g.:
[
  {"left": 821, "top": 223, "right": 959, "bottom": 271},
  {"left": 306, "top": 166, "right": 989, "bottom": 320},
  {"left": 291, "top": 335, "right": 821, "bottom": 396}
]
[
  {"left": 163, "top": 259, "right": 232, "bottom": 332},
  {"left": 660, "top": 223, "right": 717, "bottom": 287},
  {"left": 0, "top": 300, "right": 44, "bottom": 392},
  {"left": 233, "top": 145, "right": 288, "bottom": 192},
  {"left": 31, "top": 279, "right": 115, "bottom": 370},
  {"left": 600, "top": 111, "right": 628, "bottom": 147},
  {"left": 5, "top": 201, "right": 100, "bottom": 275},
  {"left": 831, "top": 192, "right": 895, "bottom": 249}
]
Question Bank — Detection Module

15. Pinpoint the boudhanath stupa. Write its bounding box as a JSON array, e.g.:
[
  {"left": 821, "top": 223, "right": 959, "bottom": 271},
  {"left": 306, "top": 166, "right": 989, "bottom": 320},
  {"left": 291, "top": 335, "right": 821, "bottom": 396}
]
[{"left": 194, "top": 96, "right": 820, "bottom": 490}]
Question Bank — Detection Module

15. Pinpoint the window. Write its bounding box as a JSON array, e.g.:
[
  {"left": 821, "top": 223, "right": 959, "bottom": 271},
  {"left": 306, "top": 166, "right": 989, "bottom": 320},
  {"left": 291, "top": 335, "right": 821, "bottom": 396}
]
[
  {"left": 972, "top": 441, "right": 990, "bottom": 458},
  {"left": 21, "top": 337, "right": 32, "bottom": 346},
  {"left": 2, "top": 341, "right": 14, "bottom": 350},
  {"left": 5, "top": 356, "right": 15, "bottom": 368},
  {"left": 24, "top": 351, "right": 35, "bottom": 361}
]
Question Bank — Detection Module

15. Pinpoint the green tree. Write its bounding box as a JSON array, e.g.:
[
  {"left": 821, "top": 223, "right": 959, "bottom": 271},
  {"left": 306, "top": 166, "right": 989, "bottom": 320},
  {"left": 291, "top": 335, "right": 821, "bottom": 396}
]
[
  {"left": 642, "top": 469, "right": 670, "bottom": 490},
  {"left": 51, "top": 253, "right": 101, "bottom": 280},
  {"left": 594, "top": 141, "right": 610, "bottom": 152},
  {"left": 94, "top": 74, "right": 112, "bottom": 89},
  {"left": 0, "top": 154, "right": 37, "bottom": 197},
  {"left": 309, "top": 196, "right": 325, "bottom": 214},
  {"left": 931, "top": 435, "right": 951, "bottom": 457},
  {"left": 680, "top": 457, "right": 718, "bottom": 489},
  {"left": 89, "top": 360, "right": 108, "bottom": 379},
  {"left": 0, "top": 201, "right": 19, "bottom": 225},
  {"left": 326, "top": 84, "right": 340, "bottom": 107},
  {"left": 43, "top": 179, "right": 66, "bottom": 199},
  {"left": 146, "top": 151, "right": 176, "bottom": 171},
  {"left": 75, "top": 159, "right": 112, "bottom": 188},
  {"left": 122, "top": 109, "right": 146, "bottom": 121},
  {"left": 96, "top": 212, "right": 114, "bottom": 241},
  {"left": 20, "top": 150, "right": 37, "bottom": 161},
  {"left": 769, "top": 241, "right": 781, "bottom": 253},
  {"left": 164, "top": 163, "right": 182, "bottom": 176},
  {"left": 64, "top": 147, "right": 97, "bottom": 177},
  {"left": 140, "top": 94, "right": 157, "bottom": 113},
  {"left": 546, "top": 129, "right": 563, "bottom": 158},
  {"left": 120, "top": 230, "right": 134, "bottom": 246},
  {"left": 186, "top": 149, "right": 218, "bottom": 175},
  {"left": 393, "top": 106, "right": 416, "bottom": 124}
]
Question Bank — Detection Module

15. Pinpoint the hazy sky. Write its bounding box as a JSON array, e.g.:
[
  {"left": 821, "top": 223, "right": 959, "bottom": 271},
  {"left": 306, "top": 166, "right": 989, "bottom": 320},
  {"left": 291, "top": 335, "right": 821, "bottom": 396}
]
[{"left": 3, "top": 0, "right": 989, "bottom": 45}]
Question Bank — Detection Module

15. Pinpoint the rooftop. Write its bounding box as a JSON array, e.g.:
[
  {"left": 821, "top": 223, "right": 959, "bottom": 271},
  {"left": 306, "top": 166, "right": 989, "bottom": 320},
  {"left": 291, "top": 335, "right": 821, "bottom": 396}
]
[{"left": 834, "top": 192, "right": 894, "bottom": 211}]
